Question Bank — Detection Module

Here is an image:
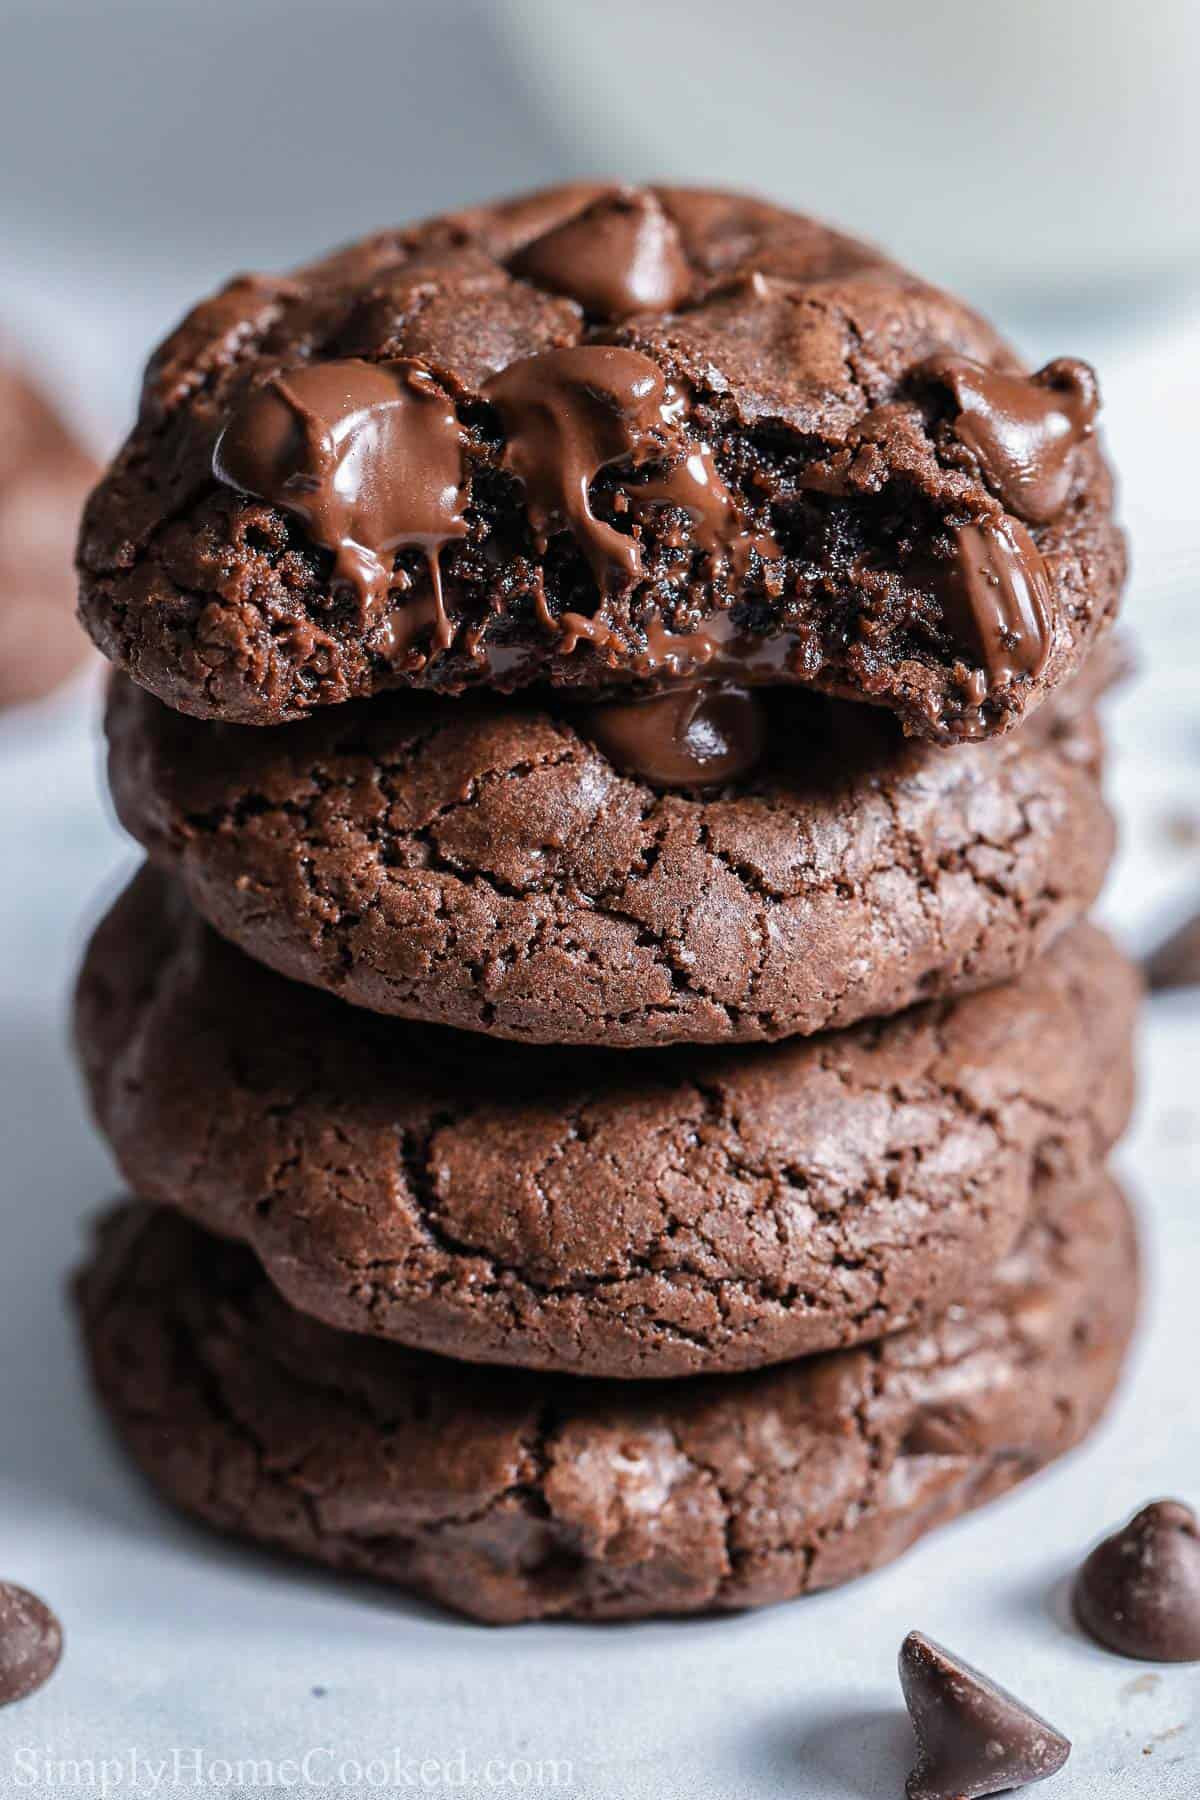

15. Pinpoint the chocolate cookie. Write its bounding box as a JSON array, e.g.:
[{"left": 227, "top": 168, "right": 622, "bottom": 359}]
[
  {"left": 75, "top": 1173, "right": 1139, "bottom": 1623},
  {"left": 75, "top": 870, "right": 1137, "bottom": 1378},
  {"left": 77, "top": 184, "right": 1124, "bottom": 741},
  {"left": 104, "top": 658, "right": 1114, "bottom": 1048},
  {"left": 0, "top": 355, "right": 97, "bottom": 707}
]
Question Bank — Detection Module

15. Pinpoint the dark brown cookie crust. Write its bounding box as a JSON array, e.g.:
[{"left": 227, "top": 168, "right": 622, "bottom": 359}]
[
  {"left": 105, "top": 662, "right": 1114, "bottom": 1049},
  {"left": 77, "top": 185, "right": 1124, "bottom": 740},
  {"left": 75, "top": 870, "right": 1137, "bottom": 1379},
  {"left": 0, "top": 357, "right": 97, "bottom": 707},
  {"left": 75, "top": 1175, "right": 1139, "bottom": 1623}
]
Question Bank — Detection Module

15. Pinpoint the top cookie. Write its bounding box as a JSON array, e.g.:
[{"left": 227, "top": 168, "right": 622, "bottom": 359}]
[{"left": 77, "top": 186, "right": 1123, "bottom": 740}]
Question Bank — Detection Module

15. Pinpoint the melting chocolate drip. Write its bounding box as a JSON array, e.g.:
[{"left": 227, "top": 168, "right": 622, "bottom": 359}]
[
  {"left": 0, "top": 1583, "right": 62, "bottom": 1707},
  {"left": 916, "top": 517, "right": 1053, "bottom": 695},
  {"left": 899, "top": 1631, "right": 1071, "bottom": 1800},
  {"left": 212, "top": 357, "right": 469, "bottom": 642},
  {"left": 921, "top": 353, "right": 1099, "bottom": 525},
  {"left": 576, "top": 683, "right": 766, "bottom": 789},
  {"left": 511, "top": 187, "right": 693, "bottom": 320},
  {"left": 1074, "top": 1500, "right": 1200, "bottom": 1662},
  {"left": 483, "top": 345, "right": 674, "bottom": 593},
  {"left": 635, "top": 609, "right": 802, "bottom": 683},
  {"left": 632, "top": 444, "right": 781, "bottom": 578}
]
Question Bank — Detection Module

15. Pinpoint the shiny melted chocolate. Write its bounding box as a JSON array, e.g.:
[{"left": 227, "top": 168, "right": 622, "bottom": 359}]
[
  {"left": 511, "top": 188, "right": 693, "bottom": 320},
  {"left": 916, "top": 517, "right": 1053, "bottom": 696},
  {"left": 632, "top": 445, "right": 781, "bottom": 578},
  {"left": 213, "top": 358, "right": 469, "bottom": 637},
  {"left": 483, "top": 345, "right": 673, "bottom": 592},
  {"left": 577, "top": 683, "right": 766, "bottom": 789},
  {"left": 484, "top": 344, "right": 779, "bottom": 605},
  {"left": 920, "top": 353, "right": 1099, "bottom": 524}
]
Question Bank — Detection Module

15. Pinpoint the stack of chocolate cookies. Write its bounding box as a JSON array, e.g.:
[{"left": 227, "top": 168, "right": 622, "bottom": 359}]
[{"left": 72, "top": 186, "right": 1138, "bottom": 1624}]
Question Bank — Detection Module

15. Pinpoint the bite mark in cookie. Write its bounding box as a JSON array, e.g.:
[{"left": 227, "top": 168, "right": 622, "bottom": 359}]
[{"left": 77, "top": 184, "right": 1124, "bottom": 738}]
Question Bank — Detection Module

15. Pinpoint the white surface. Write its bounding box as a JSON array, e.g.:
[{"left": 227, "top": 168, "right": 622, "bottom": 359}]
[{"left": 1, "top": 315, "right": 1199, "bottom": 1798}]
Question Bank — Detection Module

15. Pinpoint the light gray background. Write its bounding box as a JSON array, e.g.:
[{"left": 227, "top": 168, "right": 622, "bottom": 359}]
[{"left": 1, "top": 2, "right": 1198, "bottom": 1792}]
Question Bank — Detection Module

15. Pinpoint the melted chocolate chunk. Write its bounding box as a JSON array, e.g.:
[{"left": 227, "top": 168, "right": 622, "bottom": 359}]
[
  {"left": 917, "top": 517, "right": 1053, "bottom": 698},
  {"left": 636, "top": 610, "right": 800, "bottom": 682},
  {"left": 632, "top": 444, "right": 781, "bottom": 577},
  {"left": 0, "top": 1583, "right": 62, "bottom": 1707},
  {"left": 921, "top": 354, "right": 1099, "bottom": 525},
  {"left": 899, "top": 1631, "right": 1071, "bottom": 1800},
  {"left": 1074, "top": 1500, "right": 1200, "bottom": 1662},
  {"left": 483, "top": 344, "right": 674, "bottom": 592},
  {"left": 575, "top": 683, "right": 766, "bottom": 788},
  {"left": 213, "top": 358, "right": 468, "bottom": 636},
  {"left": 511, "top": 187, "right": 692, "bottom": 320}
]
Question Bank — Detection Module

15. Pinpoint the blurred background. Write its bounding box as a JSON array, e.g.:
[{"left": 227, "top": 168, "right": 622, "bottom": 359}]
[
  {"left": 1, "top": 6, "right": 1199, "bottom": 1791},
  {"left": 3, "top": 0, "right": 1200, "bottom": 436}
]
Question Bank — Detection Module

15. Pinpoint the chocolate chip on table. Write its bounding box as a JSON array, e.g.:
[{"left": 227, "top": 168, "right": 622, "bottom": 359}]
[
  {"left": 1073, "top": 1499, "right": 1200, "bottom": 1662},
  {"left": 0, "top": 1582, "right": 63, "bottom": 1706},
  {"left": 899, "top": 1631, "right": 1070, "bottom": 1800},
  {"left": 1144, "top": 911, "right": 1200, "bottom": 991}
]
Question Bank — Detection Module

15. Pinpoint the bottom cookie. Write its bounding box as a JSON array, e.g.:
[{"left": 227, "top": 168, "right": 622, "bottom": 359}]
[{"left": 76, "top": 1177, "right": 1138, "bottom": 1625}]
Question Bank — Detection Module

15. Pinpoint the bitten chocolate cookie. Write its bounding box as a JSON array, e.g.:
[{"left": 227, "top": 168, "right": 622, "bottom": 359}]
[
  {"left": 0, "top": 355, "right": 97, "bottom": 707},
  {"left": 75, "top": 1174, "right": 1139, "bottom": 1623},
  {"left": 75, "top": 869, "right": 1137, "bottom": 1378},
  {"left": 77, "top": 184, "right": 1124, "bottom": 741},
  {"left": 104, "top": 655, "right": 1114, "bottom": 1049}
]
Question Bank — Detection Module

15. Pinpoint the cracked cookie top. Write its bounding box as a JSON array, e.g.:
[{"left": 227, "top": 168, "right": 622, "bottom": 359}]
[
  {"left": 77, "top": 185, "right": 1124, "bottom": 740},
  {"left": 74, "top": 868, "right": 1137, "bottom": 1378},
  {"left": 105, "top": 663, "right": 1115, "bottom": 1048},
  {"left": 76, "top": 1173, "right": 1138, "bottom": 1621}
]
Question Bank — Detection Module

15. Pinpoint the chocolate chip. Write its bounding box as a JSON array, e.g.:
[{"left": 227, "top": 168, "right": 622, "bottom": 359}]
[
  {"left": 899, "top": 1631, "right": 1070, "bottom": 1800},
  {"left": 1144, "top": 912, "right": 1200, "bottom": 992},
  {"left": 1073, "top": 1499, "right": 1200, "bottom": 1662},
  {"left": 0, "top": 1582, "right": 63, "bottom": 1707}
]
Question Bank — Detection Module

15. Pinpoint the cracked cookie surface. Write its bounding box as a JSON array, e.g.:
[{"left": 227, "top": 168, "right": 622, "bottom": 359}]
[
  {"left": 75, "top": 870, "right": 1137, "bottom": 1378},
  {"left": 106, "top": 663, "right": 1114, "bottom": 1048},
  {"left": 77, "top": 185, "right": 1124, "bottom": 740},
  {"left": 75, "top": 1174, "right": 1138, "bottom": 1623}
]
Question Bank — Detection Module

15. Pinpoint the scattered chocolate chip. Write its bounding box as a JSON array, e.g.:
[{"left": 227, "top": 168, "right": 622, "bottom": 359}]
[
  {"left": 0, "top": 1582, "right": 62, "bottom": 1706},
  {"left": 899, "top": 1630, "right": 1071, "bottom": 1800},
  {"left": 1073, "top": 1499, "right": 1200, "bottom": 1662},
  {"left": 1144, "top": 912, "right": 1200, "bottom": 991}
]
